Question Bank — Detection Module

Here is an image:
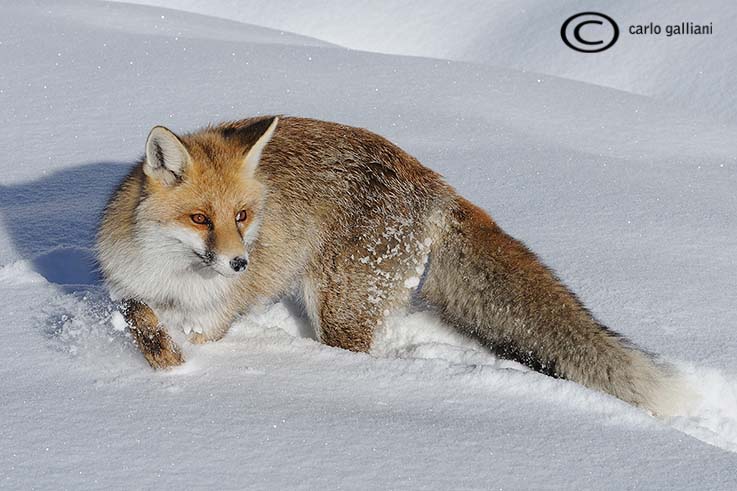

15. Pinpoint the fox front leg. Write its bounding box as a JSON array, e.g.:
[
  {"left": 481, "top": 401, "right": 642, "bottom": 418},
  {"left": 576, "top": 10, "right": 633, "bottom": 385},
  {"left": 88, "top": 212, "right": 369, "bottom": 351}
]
[
  {"left": 121, "top": 299, "right": 184, "bottom": 369},
  {"left": 188, "top": 332, "right": 209, "bottom": 345},
  {"left": 182, "top": 311, "right": 234, "bottom": 345}
]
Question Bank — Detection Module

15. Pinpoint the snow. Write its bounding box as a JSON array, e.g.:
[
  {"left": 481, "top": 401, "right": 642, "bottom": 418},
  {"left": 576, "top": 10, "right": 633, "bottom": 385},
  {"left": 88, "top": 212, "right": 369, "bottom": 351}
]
[
  {"left": 1, "top": 0, "right": 737, "bottom": 488},
  {"left": 404, "top": 276, "right": 420, "bottom": 289},
  {"left": 114, "top": 0, "right": 737, "bottom": 122}
]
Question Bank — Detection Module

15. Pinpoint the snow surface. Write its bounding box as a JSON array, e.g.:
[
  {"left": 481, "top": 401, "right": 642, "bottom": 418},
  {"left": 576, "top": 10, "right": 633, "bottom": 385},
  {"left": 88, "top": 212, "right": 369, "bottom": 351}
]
[
  {"left": 2, "top": 0, "right": 737, "bottom": 488},
  {"left": 114, "top": 0, "right": 737, "bottom": 122}
]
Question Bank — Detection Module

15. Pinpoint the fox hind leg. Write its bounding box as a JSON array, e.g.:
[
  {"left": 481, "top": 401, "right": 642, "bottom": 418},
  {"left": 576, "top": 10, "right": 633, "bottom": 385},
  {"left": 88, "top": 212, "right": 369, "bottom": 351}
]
[
  {"left": 302, "top": 262, "right": 414, "bottom": 353},
  {"left": 302, "top": 273, "right": 378, "bottom": 352},
  {"left": 303, "top": 229, "right": 429, "bottom": 352}
]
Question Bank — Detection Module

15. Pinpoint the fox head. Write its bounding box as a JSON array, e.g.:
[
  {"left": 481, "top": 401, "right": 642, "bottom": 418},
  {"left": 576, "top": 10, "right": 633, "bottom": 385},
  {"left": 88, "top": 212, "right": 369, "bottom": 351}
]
[{"left": 136, "top": 117, "right": 278, "bottom": 278}]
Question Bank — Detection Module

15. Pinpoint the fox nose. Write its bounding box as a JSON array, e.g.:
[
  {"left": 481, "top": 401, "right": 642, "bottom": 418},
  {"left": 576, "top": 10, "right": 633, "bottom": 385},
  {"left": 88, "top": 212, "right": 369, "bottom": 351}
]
[{"left": 229, "top": 256, "right": 248, "bottom": 272}]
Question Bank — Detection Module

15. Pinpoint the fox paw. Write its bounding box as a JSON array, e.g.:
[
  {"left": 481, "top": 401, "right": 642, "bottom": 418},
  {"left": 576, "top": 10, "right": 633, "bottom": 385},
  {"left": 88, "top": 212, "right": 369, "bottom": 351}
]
[
  {"left": 132, "top": 329, "right": 184, "bottom": 370},
  {"left": 188, "top": 332, "right": 209, "bottom": 345}
]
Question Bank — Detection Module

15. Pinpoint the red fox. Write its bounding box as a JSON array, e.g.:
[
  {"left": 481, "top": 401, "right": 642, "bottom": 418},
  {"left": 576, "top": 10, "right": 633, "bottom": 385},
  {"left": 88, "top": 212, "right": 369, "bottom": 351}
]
[{"left": 97, "top": 116, "right": 688, "bottom": 415}]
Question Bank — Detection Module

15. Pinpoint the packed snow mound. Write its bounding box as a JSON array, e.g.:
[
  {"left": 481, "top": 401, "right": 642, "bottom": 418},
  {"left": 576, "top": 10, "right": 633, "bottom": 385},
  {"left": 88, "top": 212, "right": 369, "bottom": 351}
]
[
  {"left": 2, "top": 0, "right": 737, "bottom": 488},
  {"left": 118, "top": 0, "right": 737, "bottom": 121},
  {"left": 46, "top": 0, "right": 334, "bottom": 47}
]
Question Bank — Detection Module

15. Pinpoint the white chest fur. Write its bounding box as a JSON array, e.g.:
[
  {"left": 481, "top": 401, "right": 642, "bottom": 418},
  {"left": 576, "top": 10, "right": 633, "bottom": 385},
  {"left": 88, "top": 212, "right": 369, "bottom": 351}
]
[{"left": 105, "top": 225, "right": 239, "bottom": 337}]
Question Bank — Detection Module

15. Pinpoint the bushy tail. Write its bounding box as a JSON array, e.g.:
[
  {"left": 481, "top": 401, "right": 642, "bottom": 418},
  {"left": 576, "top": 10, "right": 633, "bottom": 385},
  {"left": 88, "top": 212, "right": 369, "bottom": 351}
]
[{"left": 421, "top": 197, "right": 687, "bottom": 416}]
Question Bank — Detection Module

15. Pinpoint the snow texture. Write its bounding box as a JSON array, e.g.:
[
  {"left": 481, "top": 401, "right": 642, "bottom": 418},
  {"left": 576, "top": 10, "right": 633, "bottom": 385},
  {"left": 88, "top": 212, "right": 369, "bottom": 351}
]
[
  {"left": 116, "top": 0, "right": 737, "bottom": 122},
  {"left": 1, "top": 0, "right": 736, "bottom": 488}
]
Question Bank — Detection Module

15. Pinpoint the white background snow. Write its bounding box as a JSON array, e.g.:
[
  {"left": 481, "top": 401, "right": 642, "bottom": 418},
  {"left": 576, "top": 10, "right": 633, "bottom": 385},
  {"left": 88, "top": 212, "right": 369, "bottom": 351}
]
[{"left": 1, "top": 0, "right": 736, "bottom": 488}]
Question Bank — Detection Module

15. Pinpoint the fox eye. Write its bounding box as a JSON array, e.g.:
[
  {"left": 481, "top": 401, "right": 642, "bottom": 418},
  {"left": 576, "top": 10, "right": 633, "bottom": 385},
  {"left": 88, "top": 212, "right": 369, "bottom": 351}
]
[
  {"left": 191, "top": 213, "right": 209, "bottom": 225},
  {"left": 235, "top": 210, "right": 248, "bottom": 222}
]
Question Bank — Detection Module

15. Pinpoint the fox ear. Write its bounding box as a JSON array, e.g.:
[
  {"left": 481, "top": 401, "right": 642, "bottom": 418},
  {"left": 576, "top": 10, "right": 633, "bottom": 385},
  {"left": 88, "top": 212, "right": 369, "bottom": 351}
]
[
  {"left": 243, "top": 117, "right": 278, "bottom": 179},
  {"left": 144, "top": 126, "right": 190, "bottom": 186}
]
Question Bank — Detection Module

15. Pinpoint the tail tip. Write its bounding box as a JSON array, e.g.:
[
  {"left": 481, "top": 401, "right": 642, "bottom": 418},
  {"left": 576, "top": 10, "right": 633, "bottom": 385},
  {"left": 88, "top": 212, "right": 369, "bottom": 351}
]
[{"left": 643, "top": 368, "right": 700, "bottom": 418}]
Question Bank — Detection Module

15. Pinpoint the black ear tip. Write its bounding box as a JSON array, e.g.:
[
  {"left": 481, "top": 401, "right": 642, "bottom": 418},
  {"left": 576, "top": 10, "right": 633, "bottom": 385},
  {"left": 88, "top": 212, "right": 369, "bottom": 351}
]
[
  {"left": 256, "top": 115, "right": 278, "bottom": 132},
  {"left": 221, "top": 116, "right": 280, "bottom": 146}
]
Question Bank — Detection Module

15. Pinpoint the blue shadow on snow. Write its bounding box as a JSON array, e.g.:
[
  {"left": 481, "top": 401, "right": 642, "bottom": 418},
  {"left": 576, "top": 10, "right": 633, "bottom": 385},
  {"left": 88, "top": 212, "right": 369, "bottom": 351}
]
[{"left": 0, "top": 162, "right": 133, "bottom": 292}]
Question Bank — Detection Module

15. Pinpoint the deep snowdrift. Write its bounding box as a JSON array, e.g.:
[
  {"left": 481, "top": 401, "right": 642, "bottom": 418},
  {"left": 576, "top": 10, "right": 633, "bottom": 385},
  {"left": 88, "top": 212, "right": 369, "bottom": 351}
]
[
  {"left": 1, "top": 1, "right": 736, "bottom": 488},
  {"left": 114, "top": 0, "right": 737, "bottom": 122}
]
